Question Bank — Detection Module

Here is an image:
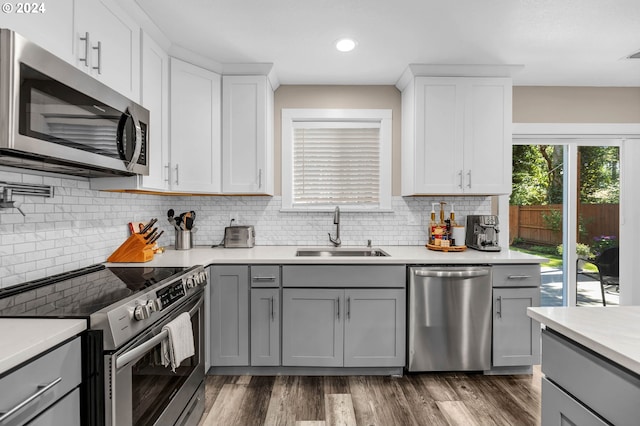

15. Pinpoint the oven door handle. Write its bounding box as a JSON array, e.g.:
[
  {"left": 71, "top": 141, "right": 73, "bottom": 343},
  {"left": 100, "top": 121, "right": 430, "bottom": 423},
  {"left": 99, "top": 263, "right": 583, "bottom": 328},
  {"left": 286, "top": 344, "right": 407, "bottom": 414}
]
[
  {"left": 116, "top": 329, "right": 168, "bottom": 369},
  {"left": 115, "top": 295, "right": 202, "bottom": 369}
]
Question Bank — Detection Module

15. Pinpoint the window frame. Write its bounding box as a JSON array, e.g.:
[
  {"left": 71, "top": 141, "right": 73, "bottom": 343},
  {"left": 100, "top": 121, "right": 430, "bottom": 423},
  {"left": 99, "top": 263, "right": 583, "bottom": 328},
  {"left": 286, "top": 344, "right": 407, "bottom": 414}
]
[{"left": 281, "top": 108, "right": 392, "bottom": 212}]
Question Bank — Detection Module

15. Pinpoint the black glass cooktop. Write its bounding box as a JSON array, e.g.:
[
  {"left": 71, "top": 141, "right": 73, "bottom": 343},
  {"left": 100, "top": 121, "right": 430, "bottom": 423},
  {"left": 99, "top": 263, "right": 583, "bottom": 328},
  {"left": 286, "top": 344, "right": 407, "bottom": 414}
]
[{"left": 0, "top": 264, "right": 186, "bottom": 318}]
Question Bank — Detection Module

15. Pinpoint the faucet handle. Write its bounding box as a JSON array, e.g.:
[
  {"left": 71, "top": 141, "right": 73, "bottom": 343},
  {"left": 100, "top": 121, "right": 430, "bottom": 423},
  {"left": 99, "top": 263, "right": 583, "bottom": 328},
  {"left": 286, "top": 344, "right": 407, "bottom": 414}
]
[{"left": 367, "top": 239, "right": 372, "bottom": 248}]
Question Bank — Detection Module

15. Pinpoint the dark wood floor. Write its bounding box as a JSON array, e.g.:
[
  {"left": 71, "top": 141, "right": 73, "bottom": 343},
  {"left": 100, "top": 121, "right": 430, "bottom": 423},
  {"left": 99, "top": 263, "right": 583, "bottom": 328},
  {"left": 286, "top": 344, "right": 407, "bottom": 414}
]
[{"left": 198, "top": 366, "right": 541, "bottom": 426}]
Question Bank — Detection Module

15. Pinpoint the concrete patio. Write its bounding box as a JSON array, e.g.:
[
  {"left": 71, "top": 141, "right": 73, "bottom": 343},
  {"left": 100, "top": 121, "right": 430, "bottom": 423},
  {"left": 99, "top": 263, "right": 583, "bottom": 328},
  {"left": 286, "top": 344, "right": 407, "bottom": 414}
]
[{"left": 541, "top": 267, "right": 619, "bottom": 306}]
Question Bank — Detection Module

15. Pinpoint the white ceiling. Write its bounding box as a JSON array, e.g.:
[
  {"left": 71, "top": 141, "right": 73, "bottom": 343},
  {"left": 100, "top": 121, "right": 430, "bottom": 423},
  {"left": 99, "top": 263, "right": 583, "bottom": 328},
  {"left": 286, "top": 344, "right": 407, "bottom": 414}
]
[{"left": 135, "top": 0, "right": 640, "bottom": 86}]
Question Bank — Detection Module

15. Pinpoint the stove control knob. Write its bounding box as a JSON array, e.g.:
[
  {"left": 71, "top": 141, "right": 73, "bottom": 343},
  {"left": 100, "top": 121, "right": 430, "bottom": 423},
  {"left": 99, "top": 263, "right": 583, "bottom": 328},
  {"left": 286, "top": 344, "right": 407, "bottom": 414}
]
[
  {"left": 146, "top": 299, "right": 158, "bottom": 313},
  {"left": 199, "top": 271, "right": 207, "bottom": 284},
  {"left": 133, "top": 303, "right": 150, "bottom": 321},
  {"left": 186, "top": 277, "right": 195, "bottom": 289}
]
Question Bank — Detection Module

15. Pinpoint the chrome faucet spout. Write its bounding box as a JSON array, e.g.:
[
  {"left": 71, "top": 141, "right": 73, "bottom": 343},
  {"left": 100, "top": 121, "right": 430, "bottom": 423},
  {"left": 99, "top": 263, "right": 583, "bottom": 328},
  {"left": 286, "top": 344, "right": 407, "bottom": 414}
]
[{"left": 328, "top": 206, "right": 341, "bottom": 246}]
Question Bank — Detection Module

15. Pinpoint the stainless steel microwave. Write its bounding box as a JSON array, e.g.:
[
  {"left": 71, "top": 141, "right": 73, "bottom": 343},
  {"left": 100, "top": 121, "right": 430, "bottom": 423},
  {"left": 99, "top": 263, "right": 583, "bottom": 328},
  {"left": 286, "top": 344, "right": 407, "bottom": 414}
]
[{"left": 0, "top": 29, "right": 149, "bottom": 177}]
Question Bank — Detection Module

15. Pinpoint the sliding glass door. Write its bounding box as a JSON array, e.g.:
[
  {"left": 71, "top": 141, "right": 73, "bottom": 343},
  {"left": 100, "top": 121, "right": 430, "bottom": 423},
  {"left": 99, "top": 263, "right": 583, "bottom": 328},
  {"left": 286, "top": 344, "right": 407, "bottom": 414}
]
[{"left": 510, "top": 140, "right": 620, "bottom": 307}]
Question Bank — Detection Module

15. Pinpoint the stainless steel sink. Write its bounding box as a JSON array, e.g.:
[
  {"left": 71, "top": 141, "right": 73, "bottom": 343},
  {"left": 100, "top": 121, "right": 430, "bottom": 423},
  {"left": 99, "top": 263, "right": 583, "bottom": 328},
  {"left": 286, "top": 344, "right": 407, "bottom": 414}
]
[{"left": 295, "top": 248, "right": 390, "bottom": 257}]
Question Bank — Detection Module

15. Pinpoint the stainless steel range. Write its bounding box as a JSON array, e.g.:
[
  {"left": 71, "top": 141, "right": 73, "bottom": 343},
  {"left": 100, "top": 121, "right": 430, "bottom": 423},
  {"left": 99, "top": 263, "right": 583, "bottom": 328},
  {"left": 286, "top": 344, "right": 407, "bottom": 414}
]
[{"left": 0, "top": 264, "right": 208, "bottom": 426}]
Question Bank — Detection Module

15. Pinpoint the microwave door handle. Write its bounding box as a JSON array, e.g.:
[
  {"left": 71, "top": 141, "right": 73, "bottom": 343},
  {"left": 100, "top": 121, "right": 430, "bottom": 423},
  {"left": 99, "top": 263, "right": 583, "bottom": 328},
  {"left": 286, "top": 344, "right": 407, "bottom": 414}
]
[
  {"left": 117, "top": 109, "right": 143, "bottom": 172},
  {"left": 128, "top": 113, "right": 143, "bottom": 172}
]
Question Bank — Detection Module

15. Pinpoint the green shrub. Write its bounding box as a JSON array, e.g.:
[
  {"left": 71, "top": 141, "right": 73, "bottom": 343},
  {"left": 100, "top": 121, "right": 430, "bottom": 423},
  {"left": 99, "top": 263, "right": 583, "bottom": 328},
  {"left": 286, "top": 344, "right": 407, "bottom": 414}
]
[{"left": 556, "top": 243, "right": 592, "bottom": 258}]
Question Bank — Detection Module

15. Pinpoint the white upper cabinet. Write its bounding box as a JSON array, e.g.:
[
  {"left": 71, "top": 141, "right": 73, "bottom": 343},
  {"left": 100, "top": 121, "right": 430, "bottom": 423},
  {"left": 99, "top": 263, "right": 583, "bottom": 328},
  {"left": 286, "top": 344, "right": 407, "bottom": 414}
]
[
  {"left": 222, "top": 75, "right": 274, "bottom": 195},
  {"left": 1, "top": 0, "right": 74, "bottom": 63},
  {"left": 169, "top": 58, "right": 221, "bottom": 193},
  {"left": 90, "top": 31, "right": 169, "bottom": 192},
  {"left": 401, "top": 76, "right": 512, "bottom": 195},
  {"left": 74, "top": 0, "right": 140, "bottom": 101},
  {"left": 139, "top": 32, "right": 170, "bottom": 191}
]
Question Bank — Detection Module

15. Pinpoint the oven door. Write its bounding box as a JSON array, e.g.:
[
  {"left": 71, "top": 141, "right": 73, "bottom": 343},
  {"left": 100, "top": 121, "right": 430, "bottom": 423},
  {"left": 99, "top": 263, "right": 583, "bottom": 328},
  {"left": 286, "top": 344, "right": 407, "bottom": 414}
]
[{"left": 106, "top": 292, "right": 204, "bottom": 426}]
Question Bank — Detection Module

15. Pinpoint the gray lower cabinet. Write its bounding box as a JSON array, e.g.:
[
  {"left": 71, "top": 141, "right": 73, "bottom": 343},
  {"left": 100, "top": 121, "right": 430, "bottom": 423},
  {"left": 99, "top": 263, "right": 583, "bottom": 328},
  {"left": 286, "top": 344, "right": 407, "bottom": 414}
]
[
  {"left": 210, "top": 265, "right": 249, "bottom": 366},
  {"left": 491, "top": 264, "right": 541, "bottom": 368},
  {"left": 0, "top": 337, "right": 81, "bottom": 426},
  {"left": 282, "top": 288, "right": 405, "bottom": 367},
  {"left": 282, "top": 288, "right": 344, "bottom": 367},
  {"left": 541, "top": 378, "right": 607, "bottom": 426},
  {"left": 250, "top": 288, "right": 280, "bottom": 366},
  {"left": 492, "top": 287, "right": 540, "bottom": 366},
  {"left": 344, "top": 289, "right": 405, "bottom": 367},
  {"left": 541, "top": 329, "right": 640, "bottom": 425}
]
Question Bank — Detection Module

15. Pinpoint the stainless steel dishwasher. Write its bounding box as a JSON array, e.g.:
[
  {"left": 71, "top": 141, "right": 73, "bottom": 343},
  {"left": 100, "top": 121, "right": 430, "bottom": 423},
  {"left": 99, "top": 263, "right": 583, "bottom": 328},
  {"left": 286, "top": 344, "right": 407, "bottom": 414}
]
[{"left": 408, "top": 266, "right": 492, "bottom": 372}]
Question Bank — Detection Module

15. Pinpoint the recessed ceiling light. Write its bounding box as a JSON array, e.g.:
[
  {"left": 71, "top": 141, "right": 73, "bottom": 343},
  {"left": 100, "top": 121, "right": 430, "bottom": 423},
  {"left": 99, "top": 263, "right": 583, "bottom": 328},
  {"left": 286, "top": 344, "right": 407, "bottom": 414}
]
[{"left": 335, "top": 38, "right": 357, "bottom": 52}]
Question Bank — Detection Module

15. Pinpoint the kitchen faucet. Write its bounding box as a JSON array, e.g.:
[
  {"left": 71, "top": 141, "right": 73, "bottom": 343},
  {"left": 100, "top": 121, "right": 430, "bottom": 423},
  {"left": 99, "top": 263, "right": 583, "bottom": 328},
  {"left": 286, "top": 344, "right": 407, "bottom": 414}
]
[{"left": 328, "top": 206, "right": 341, "bottom": 247}]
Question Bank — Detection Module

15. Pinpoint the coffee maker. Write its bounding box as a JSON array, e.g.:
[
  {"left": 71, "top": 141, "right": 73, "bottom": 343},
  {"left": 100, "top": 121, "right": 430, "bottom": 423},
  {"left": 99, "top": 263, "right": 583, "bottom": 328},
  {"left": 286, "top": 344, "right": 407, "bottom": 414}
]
[{"left": 465, "top": 215, "right": 501, "bottom": 251}]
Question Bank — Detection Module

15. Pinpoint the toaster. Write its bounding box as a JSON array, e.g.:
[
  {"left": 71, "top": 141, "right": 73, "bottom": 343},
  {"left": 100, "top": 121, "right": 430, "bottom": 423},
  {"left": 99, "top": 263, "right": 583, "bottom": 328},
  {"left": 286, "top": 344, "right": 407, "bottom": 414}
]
[{"left": 224, "top": 226, "right": 255, "bottom": 248}]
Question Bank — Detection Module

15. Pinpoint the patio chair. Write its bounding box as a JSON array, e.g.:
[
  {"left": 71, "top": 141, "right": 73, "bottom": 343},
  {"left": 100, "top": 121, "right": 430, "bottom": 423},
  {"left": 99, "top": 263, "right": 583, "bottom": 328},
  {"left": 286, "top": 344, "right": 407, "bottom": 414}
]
[{"left": 587, "top": 247, "right": 620, "bottom": 306}]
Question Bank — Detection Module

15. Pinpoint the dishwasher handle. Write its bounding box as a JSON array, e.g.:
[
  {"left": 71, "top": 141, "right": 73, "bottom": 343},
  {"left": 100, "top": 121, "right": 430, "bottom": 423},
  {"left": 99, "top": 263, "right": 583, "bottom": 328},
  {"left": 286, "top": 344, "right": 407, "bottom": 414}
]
[{"left": 414, "top": 269, "right": 489, "bottom": 279}]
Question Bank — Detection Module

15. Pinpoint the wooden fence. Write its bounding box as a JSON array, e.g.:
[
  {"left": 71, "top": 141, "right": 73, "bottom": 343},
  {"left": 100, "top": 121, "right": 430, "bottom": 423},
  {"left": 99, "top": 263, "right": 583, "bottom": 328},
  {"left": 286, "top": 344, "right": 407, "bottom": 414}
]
[{"left": 509, "top": 204, "right": 619, "bottom": 246}]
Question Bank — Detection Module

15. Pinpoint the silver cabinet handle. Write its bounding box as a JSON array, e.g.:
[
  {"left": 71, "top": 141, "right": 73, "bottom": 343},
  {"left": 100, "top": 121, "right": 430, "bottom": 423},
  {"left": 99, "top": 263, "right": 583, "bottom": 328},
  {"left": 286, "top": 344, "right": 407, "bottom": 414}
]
[
  {"left": 467, "top": 170, "right": 472, "bottom": 188},
  {"left": 507, "top": 275, "right": 532, "bottom": 280},
  {"left": 336, "top": 298, "right": 340, "bottom": 320},
  {"left": 175, "top": 164, "right": 179, "bottom": 186},
  {"left": 258, "top": 169, "right": 262, "bottom": 189},
  {"left": 252, "top": 276, "right": 276, "bottom": 282},
  {"left": 0, "top": 377, "right": 62, "bottom": 422},
  {"left": 497, "top": 296, "right": 502, "bottom": 318},
  {"left": 347, "top": 297, "right": 351, "bottom": 320},
  {"left": 270, "top": 296, "right": 274, "bottom": 321},
  {"left": 164, "top": 164, "right": 170, "bottom": 183},
  {"left": 92, "top": 41, "right": 102, "bottom": 74},
  {"left": 79, "top": 32, "right": 90, "bottom": 66},
  {"left": 414, "top": 269, "right": 489, "bottom": 278},
  {"left": 458, "top": 170, "right": 463, "bottom": 189}
]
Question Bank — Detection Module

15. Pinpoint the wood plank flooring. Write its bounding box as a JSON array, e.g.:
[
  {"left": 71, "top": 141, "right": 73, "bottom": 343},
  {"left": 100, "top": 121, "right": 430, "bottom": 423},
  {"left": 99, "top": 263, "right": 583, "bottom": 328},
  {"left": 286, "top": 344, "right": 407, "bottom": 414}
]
[{"left": 199, "top": 366, "right": 541, "bottom": 426}]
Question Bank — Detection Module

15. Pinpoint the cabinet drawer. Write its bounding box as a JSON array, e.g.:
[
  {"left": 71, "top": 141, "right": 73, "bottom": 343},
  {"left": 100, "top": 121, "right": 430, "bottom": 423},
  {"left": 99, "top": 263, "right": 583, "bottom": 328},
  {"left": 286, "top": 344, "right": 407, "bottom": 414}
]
[
  {"left": 250, "top": 265, "right": 280, "bottom": 287},
  {"left": 542, "top": 377, "right": 607, "bottom": 426},
  {"left": 28, "top": 388, "right": 80, "bottom": 426},
  {"left": 492, "top": 265, "right": 540, "bottom": 287},
  {"left": 282, "top": 265, "right": 405, "bottom": 288},
  {"left": 542, "top": 329, "right": 640, "bottom": 425},
  {"left": 0, "top": 337, "right": 81, "bottom": 426}
]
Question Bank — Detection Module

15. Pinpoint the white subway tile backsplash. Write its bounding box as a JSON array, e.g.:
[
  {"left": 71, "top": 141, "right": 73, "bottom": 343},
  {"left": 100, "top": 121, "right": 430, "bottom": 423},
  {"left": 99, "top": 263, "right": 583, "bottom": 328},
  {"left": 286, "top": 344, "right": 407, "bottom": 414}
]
[{"left": 0, "top": 171, "right": 492, "bottom": 288}]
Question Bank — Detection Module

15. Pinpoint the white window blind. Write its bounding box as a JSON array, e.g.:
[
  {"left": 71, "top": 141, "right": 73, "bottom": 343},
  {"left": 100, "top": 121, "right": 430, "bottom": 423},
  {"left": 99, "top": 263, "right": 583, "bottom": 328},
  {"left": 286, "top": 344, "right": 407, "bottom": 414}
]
[
  {"left": 292, "top": 121, "right": 381, "bottom": 206},
  {"left": 282, "top": 108, "right": 392, "bottom": 211}
]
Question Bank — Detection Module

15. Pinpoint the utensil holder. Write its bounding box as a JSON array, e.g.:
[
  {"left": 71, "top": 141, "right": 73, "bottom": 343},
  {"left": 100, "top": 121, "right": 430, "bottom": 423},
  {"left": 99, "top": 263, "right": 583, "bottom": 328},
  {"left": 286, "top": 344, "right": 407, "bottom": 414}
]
[{"left": 175, "top": 230, "right": 193, "bottom": 250}]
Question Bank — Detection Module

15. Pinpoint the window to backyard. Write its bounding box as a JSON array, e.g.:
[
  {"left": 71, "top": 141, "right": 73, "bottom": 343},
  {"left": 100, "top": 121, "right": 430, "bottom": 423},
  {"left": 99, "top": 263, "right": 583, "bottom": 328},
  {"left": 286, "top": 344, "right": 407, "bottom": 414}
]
[{"left": 281, "top": 109, "right": 392, "bottom": 211}]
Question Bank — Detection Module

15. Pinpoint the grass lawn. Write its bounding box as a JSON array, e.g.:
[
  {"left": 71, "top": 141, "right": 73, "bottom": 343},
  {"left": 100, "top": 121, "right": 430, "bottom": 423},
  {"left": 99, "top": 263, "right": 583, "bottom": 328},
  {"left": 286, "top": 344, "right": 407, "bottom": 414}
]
[{"left": 510, "top": 245, "right": 597, "bottom": 272}]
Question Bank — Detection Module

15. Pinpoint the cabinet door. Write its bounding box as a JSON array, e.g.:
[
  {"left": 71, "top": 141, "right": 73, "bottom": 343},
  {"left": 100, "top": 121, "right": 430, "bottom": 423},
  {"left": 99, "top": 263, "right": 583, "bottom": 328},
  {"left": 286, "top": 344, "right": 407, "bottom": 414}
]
[
  {"left": 222, "top": 75, "right": 273, "bottom": 194},
  {"left": 462, "top": 78, "right": 511, "bottom": 194},
  {"left": 251, "top": 288, "right": 280, "bottom": 366},
  {"left": 282, "top": 289, "right": 343, "bottom": 367},
  {"left": 541, "top": 378, "right": 608, "bottom": 426},
  {"left": 344, "top": 289, "right": 406, "bottom": 367},
  {"left": 2, "top": 0, "right": 74, "bottom": 64},
  {"left": 139, "top": 32, "right": 169, "bottom": 191},
  {"left": 492, "top": 287, "right": 541, "bottom": 367},
  {"left": 74, "top": 0, "right": 140, "bottom": 100},
  {"left": 170, "top": 58, "right": 221, "bottom": 193},
  {"left": 210, "top": 266, "right": 249, "bottom": 366},
  {"left": 413, "top": 77, "right": 465, "bottom": 194}
]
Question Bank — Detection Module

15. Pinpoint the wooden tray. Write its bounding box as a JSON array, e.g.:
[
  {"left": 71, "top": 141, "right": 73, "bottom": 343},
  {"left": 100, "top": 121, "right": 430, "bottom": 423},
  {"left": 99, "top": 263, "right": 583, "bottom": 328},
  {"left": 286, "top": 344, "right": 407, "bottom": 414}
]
[{"left": 426, "top": 243, "right": 467, "bottom": 252}]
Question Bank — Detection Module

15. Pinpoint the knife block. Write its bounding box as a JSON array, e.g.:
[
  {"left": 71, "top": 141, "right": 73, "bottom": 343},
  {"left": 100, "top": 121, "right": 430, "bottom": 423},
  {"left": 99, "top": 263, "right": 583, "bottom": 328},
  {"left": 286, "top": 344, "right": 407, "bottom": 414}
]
[{"left": 107, "top": 234, "right": 155, "bottom": 263}]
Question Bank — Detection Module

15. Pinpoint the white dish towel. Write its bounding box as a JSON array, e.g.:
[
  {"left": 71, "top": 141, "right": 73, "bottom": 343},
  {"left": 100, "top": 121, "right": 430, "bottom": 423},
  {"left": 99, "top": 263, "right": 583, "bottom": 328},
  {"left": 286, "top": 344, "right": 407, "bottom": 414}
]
[{"left": 161, "top": 312, "right": 195, "bottom": 372}]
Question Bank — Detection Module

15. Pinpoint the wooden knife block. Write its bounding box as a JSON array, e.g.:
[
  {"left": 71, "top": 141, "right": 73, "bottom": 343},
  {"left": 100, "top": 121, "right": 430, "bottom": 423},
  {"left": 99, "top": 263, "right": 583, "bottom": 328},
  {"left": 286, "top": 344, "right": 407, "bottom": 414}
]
[{"left": 107, "top": 234, "right": 155, "bottom": 263}]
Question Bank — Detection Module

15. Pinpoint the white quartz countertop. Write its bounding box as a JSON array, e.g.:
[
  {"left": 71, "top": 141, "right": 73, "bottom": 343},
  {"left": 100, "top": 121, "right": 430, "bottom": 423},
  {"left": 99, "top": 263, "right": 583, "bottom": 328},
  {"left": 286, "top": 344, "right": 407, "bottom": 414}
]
[
  {"left": 528, "top": 306, "right": 640, "bottom": 375},
  {"left": 107, "top": 245, "right": 546, "bottom": 268},
  {"left": 0, "top": 319, "right": 86, "bottom": 375}
]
